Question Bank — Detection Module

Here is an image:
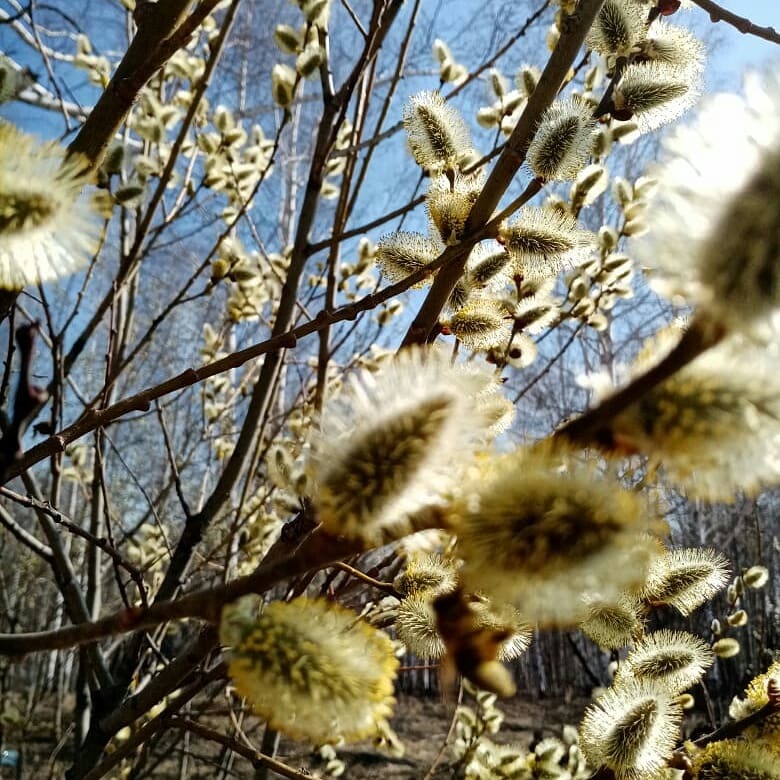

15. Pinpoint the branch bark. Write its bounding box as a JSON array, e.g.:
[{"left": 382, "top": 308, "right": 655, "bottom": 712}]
[{"left": 67, "top": 0, "right": 223, "bottom": 169}]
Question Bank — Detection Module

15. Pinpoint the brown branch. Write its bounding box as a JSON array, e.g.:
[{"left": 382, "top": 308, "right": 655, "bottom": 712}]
[
  {"left": 5, "top": 245, "right": 456, "bottom": 483},
  {"left": 150, "top": 0, "right": 408, "bottom": 607},
  {"left": 67, "top": 0, "right": 224, "bottom": 168},
  {"left": 168, "top": 717, "right": 316, "bottom": 779},
  {"left": 80, "top": 661, "right": 226, "bottom": 780},
  {"left": 0, "top": 520, "right": 366, "bottom": 656},
  {"left": 689, "top": 700, "right": 780, "bottom": 749},
  {"left": 332, "top": 562, "right": 403, "bottom": 599},
  {"left": 689, "top": 0, "right": 780, "bottom": 45},
  {"left": 99, "top": 628, "right": 218, "bottom": 735},
  {"left": 0, "top": 323, "right": 48, "bottom": 476},
  {"left": 555, "top": 317, "right": 725, "bottom": 447},
  {"left": 0, "top": 503, "right": 53, "bottom": 560},
  {"left": 0, "top": 486, "right": 146, "bottom": 601}
]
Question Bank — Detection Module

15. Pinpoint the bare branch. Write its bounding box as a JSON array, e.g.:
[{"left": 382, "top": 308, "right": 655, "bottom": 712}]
[{"left": 690, "top": 0, "right": 780, "bottom": 45}]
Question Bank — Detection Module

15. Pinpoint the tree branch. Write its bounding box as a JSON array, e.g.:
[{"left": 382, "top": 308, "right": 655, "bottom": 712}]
[
  {"left": 0, "top": 517, "right": 362, "bottom": 656},
  {"left": 5, "top": 223, "right": 457, "bottom": 483},
  {"left": 67, "top": 0, "right": 223, "bottom": 168},
  {"left": 555, "top": 318, "right": 725, "bottom": 447},
  {"left": 0, "top": 503, "right": 53, "bottom": 561},
  {"left": 689, "top": 0, "right": 780, "bottom": 45},
  {"left": 168, "top": 717, "right": 317, "bottom": 779}
]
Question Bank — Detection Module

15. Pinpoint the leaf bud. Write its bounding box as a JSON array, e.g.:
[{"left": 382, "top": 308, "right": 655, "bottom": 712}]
[
  {"left": 591, "top": 128, "right": 611, "bottom": 158},
  {"left": 574, "top": 163, "right": 608, "bottom": 204},
  {"left": 432, "top": 38, "right": 451, "bottom": 64},
  {"left": 712, "top": 638, "right": 740, "bottom": 659},
  {"left": 599, "top": 227, "right": 619, "bottom": 251},
  {"left": 271, "top": 64, "right": 296, "bottom": 108},
  {"left": 296, "top": 44, "right": 323, "bottom": 78},
  {"left": 612, "top": 177, "right": 633, "bottom": 206},
  {"left": 490, "top": 69, "right": 507, "bottom": 99},
  {"left": 587, "top": 311, "right": 609, "bottom": 331},
  {"left": 743, "top": 565, "right": 769, "bottom": 589},
  {"left": 622, "top": 218, "right": 647, "bottom": 237},
  {"left": 677, "top": 693, "right": 695, "bottom": 710},
  {"left": 477, "top": 106, "right": 500, "bottom": 128},
  {"left": 516, "top": 64, "right": 540, "bottom": 98},
  {"left": 274, "top": 24, "right": 302, "bottom": 54},
  {"left": 726, "top": 610, "right": 748, "bottom": 627},
  {"left": 568, "top": 275, "right": 590, "bottom": 301}
]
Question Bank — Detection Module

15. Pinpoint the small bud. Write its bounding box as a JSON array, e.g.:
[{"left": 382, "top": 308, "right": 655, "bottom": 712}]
[
  {"left": 477, "top": 106, "right": 500, "bottom": 128},
  {"left": 591, "top": 129, "right": 611, "bottom": 158},
  {"left": 587, "top": 311, "right": 609, "bottom": 331},
  {"left": 211, "top": 258, "right": 230, "bottom": 281},
  {"left": 301, "top": 0, "right": 330, "bottom": 24},
  {"left": 611, "top": 121, "right": 640, "bottom": 145},
  {"left": 516, "top": 64, "right": 540, "bottom": 98},
  {"left": 677, "top": 693, "right": 695, "bottom": 710},
  {"left": 506, "top": 332, "right": 538, "bottom": 368},
  {"left": 712, "top": 638, "right": 741, "bottom": 659},
  {"left": 296, "top": 45, "right": 322, "bottom": 78},
  {"left": 271, "top": 64, "right": 296, "bottom": 108},
  {"left": 490, "top": 69, "right": 507, "bottom": 99},
  {"left": 599, "top": 227, "right": 619, "bottom": 251},
  {"left": 440, "top": 60, "right": 467, "bottom": 85},
  {"left": 273, "top": 24, "right": 302, "bottom": 54},
  {"left": 103, "top": 143, "right": 125, "bottom": 175},
  {"left": 726, "top": 610, "right": 748, "bottom": 627},
  {"left": 568, "top": 275, "right": 590, "bottom": 300},
  {"left": 572, "top": 297, "right": 596, "bottom": 318},
  {"left": 623, "top": 201, "right": 646, "bottom": 222},
  {"left": 622, "top": 218, "right": 647, "bottom": 237},
  {"left": 612, "top": 177, "right": 633, "bottom": 206},
  {"left": 743, "top": 565, "right": 769, "bottom": 589},
  {"left": 432, "top": 38, "right": 451, "bottom": 65},
  {"left": 572, "top": 163, "right": 608, "bottom": 208}
]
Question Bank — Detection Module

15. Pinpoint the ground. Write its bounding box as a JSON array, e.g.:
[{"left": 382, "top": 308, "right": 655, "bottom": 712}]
[
  {"left": 1, "top": 693, "right": 590, "bottom": 778},
  {"left": 283, "top": 693, "right": 590, "bottom": 779}
]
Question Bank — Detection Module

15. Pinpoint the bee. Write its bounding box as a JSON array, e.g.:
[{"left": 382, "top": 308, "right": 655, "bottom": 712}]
[{"left": 433, "top": 586, "right": 516, "bottom": 698}]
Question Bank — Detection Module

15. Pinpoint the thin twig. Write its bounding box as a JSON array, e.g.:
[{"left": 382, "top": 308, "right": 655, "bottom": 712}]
[
  {"left": 332, "top": 562, "right": 402, "bottom": 599},
  {"left": 0, "top": 486, "right": 147, "bottom": 601},
  {"left": 0, "top": 503, "right": 53, "bottom": 560},
  {"left": 689, "top": 0, "right": 780, "bottom": 45},
  {"left": 169, "top": 717, "right": 317, "bottom": 779}
]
